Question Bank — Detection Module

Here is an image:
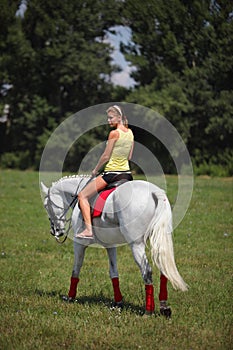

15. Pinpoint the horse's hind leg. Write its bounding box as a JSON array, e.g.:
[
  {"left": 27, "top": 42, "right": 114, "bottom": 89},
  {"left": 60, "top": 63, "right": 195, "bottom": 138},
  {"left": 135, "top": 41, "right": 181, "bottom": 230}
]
[
  {"left": 130, "top": 241, "right": 155, "bottom": 315},
  {"left": 159, "top": 273, "right": 168, "bottom": 302},
  {"left": 159, "top": 273, "right": 172, "bottom": 318},
  {"left": 106, "top": 247, "right": 123, "bottom": 306}
]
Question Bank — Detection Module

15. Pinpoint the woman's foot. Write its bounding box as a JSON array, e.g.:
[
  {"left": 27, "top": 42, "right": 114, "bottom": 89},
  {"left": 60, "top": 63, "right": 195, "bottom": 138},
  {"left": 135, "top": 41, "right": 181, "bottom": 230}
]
[{"left": 75, "top": 228, "right": 93, "bottom": 239}]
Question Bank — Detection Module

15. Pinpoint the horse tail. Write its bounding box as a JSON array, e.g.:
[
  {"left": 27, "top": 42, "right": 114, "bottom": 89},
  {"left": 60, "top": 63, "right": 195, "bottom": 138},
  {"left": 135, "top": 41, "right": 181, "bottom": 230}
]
[{"left": 145, "top": 191, "right": 188, "bottom": 292}]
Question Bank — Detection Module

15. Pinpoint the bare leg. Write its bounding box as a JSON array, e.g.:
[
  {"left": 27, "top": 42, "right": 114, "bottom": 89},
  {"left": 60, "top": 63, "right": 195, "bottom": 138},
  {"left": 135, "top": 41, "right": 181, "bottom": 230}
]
[
  {"left": 77, "top": 196, "right": 93, "bottom": 237},
  {"left": 76, "top": 176, "right": 107, "bottom": 238}
]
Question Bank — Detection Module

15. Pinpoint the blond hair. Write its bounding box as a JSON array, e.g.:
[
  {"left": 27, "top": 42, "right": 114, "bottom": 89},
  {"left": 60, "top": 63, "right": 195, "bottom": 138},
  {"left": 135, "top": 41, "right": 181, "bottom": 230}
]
[{"left": 106, "top": 105, "right": 128, "bottom": 128}]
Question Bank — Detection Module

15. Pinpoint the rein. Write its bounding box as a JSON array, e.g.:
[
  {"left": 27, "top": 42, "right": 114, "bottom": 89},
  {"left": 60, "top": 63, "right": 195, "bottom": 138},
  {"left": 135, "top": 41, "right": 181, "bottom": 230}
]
[
  {"left": 46, "top": 176, "right": 94, "bottom": 244},
  {"left": 46, "top": 179, "right": 81, "bottom": 243}
]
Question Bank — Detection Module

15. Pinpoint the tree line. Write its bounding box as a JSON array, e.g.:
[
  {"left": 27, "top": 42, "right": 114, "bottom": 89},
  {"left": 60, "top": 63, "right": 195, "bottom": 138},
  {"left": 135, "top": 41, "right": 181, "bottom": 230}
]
[{"left": 0, "top": 0, "right": 232, "bottom": 176}]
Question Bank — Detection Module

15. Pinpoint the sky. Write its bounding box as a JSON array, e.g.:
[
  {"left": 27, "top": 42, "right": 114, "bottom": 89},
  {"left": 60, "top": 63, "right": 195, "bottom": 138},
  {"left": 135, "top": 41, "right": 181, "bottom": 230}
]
[{"left": 106, "top": 26, "right": 136, "bottom": 88}]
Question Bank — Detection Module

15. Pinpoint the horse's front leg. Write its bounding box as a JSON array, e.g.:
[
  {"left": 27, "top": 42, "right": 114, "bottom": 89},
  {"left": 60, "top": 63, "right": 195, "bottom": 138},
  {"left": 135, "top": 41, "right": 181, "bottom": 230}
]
[
  {"left": 130, "top": 241, "right": 155, "bottom": 315},
  {"left": 62, "top": 242, "right": 87, "bottom": 302},
  {"left": 106, "top": 247, "right": 123, "bottom": 306}
]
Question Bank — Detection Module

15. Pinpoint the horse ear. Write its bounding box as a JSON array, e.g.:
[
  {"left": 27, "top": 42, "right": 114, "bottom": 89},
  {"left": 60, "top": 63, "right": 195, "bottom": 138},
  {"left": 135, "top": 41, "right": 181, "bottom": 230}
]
[{"left": 41, "top": 182, "right": 49, "bottom": 195}]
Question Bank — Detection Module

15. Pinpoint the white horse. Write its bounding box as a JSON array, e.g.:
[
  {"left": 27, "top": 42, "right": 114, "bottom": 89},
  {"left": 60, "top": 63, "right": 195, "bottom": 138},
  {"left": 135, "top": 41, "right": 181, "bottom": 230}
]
[{"left": 41, "top": 175, "right": 188, "bottom": 317}]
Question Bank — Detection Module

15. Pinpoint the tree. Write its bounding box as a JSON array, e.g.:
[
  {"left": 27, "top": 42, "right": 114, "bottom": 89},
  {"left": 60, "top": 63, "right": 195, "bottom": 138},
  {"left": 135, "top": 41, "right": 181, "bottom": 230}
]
[
  {"left": 20, "top": 0, "right": 122, "bottom": 114},
  {"left": 121, "top": 0, "right": 233, "bottom": 175},
  {"left": 0, "top": 0, "right": 124, "bottom": 169},
  {"left": 1, "top": 1, "right": 232, "bottom": 175}
]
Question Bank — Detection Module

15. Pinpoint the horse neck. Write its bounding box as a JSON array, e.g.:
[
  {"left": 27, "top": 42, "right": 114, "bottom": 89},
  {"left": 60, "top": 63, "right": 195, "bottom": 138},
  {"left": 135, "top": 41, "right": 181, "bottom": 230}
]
[{"left": 51, "top": 176, "right": 90, "bottom": 205}]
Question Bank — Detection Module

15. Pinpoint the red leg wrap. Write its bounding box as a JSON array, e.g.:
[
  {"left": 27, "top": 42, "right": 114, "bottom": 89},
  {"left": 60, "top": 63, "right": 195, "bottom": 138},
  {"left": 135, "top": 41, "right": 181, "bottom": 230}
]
[
  {"left": 68, "top": 277, "right": 79, "bottom": 298},
  {"left": 111, "top": 277, "right": 123, "bottom": 302},
  {"left": 159, "top": 274, "right": 168, "bottom": 301},
  {"left": 145, "top": 284, "right": 155, "bottom": 312}
]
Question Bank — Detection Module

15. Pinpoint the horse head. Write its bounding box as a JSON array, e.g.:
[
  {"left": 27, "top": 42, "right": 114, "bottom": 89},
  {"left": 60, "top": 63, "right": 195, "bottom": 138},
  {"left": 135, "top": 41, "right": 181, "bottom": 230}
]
[{"left": 41, "top": 182, "right": 66, "bottom": 239}]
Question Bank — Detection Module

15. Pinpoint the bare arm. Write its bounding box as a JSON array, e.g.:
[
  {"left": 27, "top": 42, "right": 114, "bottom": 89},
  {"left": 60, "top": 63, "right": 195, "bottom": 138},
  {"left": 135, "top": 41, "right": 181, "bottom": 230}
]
[
  {"left": 92, "top": 130, "right": 119, "bottom": 175},
  {"left": 128, "top": 141, "right": 134, "bottom": 161}
]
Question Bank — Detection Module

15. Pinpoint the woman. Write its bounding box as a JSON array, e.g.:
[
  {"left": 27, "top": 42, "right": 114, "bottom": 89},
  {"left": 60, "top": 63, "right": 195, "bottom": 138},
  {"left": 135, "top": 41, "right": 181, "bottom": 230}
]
[{"left": 76, "top": 105, "right": 134, "bottom": 239}]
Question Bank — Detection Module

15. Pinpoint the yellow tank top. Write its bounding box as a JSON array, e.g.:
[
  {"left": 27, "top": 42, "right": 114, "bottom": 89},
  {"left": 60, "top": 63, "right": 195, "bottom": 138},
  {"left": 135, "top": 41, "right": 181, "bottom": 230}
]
[{"left": 104, "top": 128, "right": 134, "bottom": 172}]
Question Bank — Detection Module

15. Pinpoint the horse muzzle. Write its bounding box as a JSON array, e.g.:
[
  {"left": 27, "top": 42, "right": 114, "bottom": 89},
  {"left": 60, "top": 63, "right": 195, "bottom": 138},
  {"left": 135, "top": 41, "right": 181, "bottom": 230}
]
[{"left": 50, "top": 227, "right": 65, "bottom": 238}]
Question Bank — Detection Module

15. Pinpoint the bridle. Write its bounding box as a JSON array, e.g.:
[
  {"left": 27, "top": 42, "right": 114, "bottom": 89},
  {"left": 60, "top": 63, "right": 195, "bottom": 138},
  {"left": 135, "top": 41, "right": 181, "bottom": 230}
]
[
  {"left": 45, "top": 178, "right": 86, "bottom": 243},
  {"left": 45, "top": 189, "right": 73, "bottom": 243}
]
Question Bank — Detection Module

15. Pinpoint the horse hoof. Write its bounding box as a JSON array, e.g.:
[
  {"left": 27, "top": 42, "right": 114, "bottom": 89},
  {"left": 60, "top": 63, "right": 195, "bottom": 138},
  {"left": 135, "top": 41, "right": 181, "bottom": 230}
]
[
  {"left": 160, "top": 306, "right": 172, "bottom": 319},
  {"left": 110, "top": 300, "right": 123, "bottom": 310},
  {"left": 61, "top": 295, "right": 75, "bottom": 303}
]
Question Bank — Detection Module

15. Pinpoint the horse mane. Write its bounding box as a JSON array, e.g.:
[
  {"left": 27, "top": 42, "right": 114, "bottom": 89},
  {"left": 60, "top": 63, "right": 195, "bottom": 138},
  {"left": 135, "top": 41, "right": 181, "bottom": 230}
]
[{"left": 52, "top": 174, "right": 91, "bottom": 187}]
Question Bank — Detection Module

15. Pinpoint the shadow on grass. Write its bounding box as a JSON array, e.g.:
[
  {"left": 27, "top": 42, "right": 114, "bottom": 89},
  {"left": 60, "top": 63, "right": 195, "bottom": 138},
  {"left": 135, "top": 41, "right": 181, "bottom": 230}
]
[{"left": 35, "top": 288, "right": 145, "bottom": 316}]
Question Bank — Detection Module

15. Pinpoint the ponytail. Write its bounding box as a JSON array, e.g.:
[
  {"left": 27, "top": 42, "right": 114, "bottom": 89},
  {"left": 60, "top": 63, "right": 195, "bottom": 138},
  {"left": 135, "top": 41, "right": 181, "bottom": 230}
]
[{"left": 122, "top": 113, "right": 128, "bottom": 128}]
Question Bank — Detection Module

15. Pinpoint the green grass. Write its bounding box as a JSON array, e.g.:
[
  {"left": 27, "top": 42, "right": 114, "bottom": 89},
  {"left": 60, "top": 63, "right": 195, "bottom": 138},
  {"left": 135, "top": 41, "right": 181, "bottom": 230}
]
[{"left": 0, "top": 170, "right": 232, "bottom": 349}]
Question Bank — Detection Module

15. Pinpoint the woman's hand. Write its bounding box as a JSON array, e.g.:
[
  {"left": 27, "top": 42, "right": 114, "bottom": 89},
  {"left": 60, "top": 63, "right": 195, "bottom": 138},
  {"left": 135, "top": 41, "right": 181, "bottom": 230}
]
[{"left": 91, "top": 168, "right": 98, "bottom": 177}]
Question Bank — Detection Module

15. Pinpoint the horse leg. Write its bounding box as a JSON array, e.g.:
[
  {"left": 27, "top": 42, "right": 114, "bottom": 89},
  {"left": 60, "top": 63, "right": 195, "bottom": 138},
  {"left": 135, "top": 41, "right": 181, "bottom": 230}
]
[
  {"left": 106, "top": 247, "right": 123, "bottom": 306},
  {"left": 159, "top": 273, "right": 172, "bottom": 318},
  {"left": 62, "top": 242, "right": 87, "bottom": 302},
  {"left": 130, "top": 241, "right": 155, "bottom": 315}
]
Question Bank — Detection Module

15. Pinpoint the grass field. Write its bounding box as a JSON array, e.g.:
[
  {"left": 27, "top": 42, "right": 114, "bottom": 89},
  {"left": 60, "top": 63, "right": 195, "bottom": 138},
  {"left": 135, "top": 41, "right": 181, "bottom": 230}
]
[{"left": 0, "top": 170, "right": 232, "bottom": 349}]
